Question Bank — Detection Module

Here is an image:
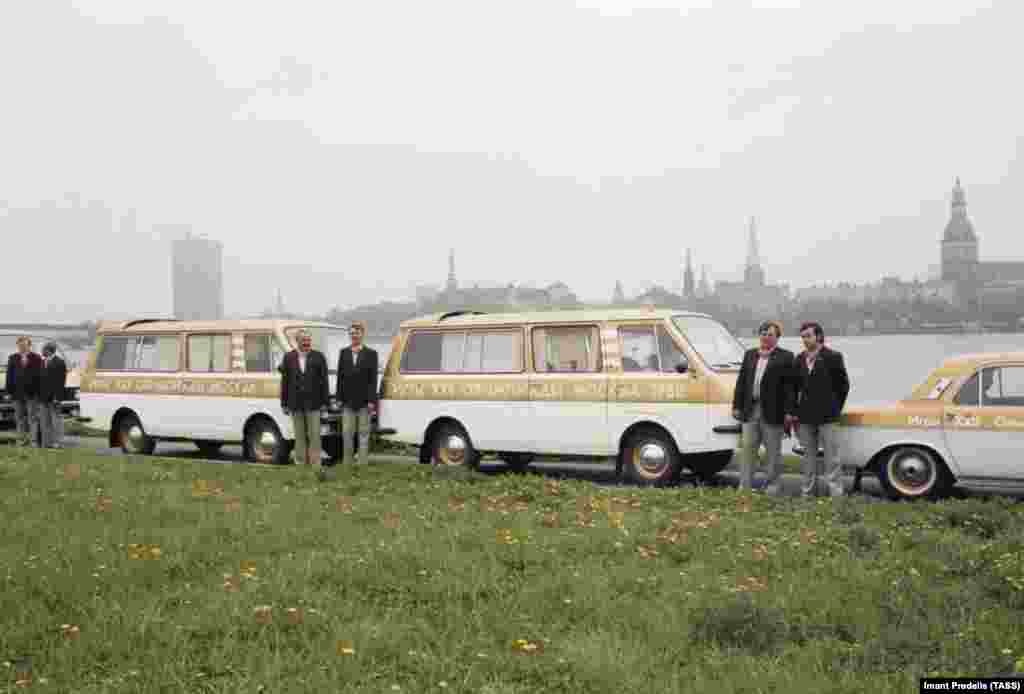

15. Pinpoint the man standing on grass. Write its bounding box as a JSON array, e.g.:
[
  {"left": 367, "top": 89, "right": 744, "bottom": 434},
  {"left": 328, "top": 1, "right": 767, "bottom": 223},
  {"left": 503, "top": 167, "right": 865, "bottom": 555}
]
[
  {"left": 336, "top": 319, "right": 379, "bottom": 467},
  {"left": 793, "top": 321, "right": 850, "bottom": 498},
  {"left": 279, "top": 329, "right": 331, "bottom": 468},
  {"left": 38, "top": 342, "right": 68, "bottom": 449},
  {"left": 5, "top": 336, "right": 43, "bottom": 447},
  {"left": 731, "top": 320, "right": 797, "bottom": 496}
]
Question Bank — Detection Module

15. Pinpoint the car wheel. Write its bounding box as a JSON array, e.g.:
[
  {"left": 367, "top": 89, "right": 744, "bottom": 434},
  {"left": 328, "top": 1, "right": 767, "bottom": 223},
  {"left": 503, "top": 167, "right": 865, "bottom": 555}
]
[
  {"left": 430, "top": 423, "right": 480, "bottom": 470},
  {"left": 622, "top": 428, "right": 681, "bottom": 487},
  {"left": 196, "top": 442, "right": 223, "bottom": 457},
  {"left": 684, "top": 450, "right": 733, "bottom": 482},
  {"left": 498, "top": 452, "right": 534, "bottom": 473},
  {"left": 118, "top": 413, "right": 156, "bottom": 455},
  {"left": 245, "top": 419, "right": 291, "bottom": 465},
  {"left": 878, "top": 446, "right": 952, "bottom": 500}
]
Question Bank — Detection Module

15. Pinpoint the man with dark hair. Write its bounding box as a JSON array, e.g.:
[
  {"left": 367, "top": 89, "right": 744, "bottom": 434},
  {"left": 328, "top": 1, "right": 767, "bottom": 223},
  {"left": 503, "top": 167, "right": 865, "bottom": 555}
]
[
  {"left": 38, "top": 342, "right": 68, "bottom": 449},
  {"left": 336, "top": 320, "right": 379, "bottom": 466},
  {"left": 5, "top": 336, "right": 43, "bottom": 447},
  {"left": 731, "top": 319, "right": 796, "bottom": 495},
  {"left": 279, "top": 329, "right": 331, "bottom": 468},
  {"left": 794, "top": 321, "right": 850, "bottom": 497}
]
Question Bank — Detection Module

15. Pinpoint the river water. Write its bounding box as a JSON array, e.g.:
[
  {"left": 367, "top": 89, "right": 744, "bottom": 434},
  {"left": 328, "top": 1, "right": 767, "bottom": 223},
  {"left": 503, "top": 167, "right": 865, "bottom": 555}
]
[{"left": 365, "top": 334, "right": 1024, "bottom": 406}]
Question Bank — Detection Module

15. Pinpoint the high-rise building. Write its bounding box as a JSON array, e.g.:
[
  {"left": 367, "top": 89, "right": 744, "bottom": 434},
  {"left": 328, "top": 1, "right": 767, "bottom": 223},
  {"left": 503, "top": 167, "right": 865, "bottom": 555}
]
[{"left": 169, "top": 228, "right": 224, "bottom": 320}]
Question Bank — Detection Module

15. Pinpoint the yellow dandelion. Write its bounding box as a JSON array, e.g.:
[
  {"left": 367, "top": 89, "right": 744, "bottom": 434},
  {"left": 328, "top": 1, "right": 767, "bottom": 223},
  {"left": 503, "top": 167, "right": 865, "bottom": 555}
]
[
  {"left": 336, "top": 639, "right": 355, "bottom": 656},
  {"left": 608, "top": 511, "right": 625, "bottom": 529}
]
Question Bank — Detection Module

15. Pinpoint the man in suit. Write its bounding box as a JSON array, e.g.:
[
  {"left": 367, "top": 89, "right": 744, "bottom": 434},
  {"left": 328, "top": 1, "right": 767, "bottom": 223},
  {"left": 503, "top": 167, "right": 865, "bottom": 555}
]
[
  {"left": 794, "top": 321, "right": 850, "bottom": 497},
  {"left": 38, "top": 342, "right": 68, "bottom": 449},
  {"left": 279, "top": 329, "right": 331, "bottom": 467},
  {"left": 732, "top": 320, "right": 796, "bottom": 495},
  {"left": 5, "top": 336, "right": 43, "bottom": 447},
  {"left": 336, "top": 320, "right": 379, "bottom": 466}
]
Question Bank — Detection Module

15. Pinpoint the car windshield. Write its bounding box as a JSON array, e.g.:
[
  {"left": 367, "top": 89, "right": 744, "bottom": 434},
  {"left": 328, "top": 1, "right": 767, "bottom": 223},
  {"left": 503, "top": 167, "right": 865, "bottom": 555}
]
[
  {"left": 283, "top": 326, "right": 350, "bottom": 373},
  {"left": 670, "top": 316, "right": 746, "bottom": 369}
]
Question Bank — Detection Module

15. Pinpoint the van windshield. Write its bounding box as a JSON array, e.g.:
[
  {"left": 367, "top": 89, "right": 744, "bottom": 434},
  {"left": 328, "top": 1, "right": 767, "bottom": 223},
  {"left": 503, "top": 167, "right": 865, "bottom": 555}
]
[
  {"left": 670, "top": 316, "right": 745, "bottom": 370},
  {"left": 283, "top": 327, "right": 350, "bottom": 373}
]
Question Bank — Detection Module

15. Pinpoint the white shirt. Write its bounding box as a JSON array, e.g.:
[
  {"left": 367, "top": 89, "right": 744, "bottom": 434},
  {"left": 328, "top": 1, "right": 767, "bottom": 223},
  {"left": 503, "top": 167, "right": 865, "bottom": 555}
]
[
  {"left": 298, "top": 351, "right": 307, "bottom": 373},
  {"left": 351, "top": 347, "right": 360, "bottom": 366},
  {"left": 753, "top": 351, "right": 771, "bottom": 400}
]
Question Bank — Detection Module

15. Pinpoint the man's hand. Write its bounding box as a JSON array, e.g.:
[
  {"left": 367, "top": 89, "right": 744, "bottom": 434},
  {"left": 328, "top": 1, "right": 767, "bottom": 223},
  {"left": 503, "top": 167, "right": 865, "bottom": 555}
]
[
  {"left": 368, "top": 402, "right": 377, "bottom": 416},
  {"left": 783, "top": 414, "right": 795, "bottom": 437}
]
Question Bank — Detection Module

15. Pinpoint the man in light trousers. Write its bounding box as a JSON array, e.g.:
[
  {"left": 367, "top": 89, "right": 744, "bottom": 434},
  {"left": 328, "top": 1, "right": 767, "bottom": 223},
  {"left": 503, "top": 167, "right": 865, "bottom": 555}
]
[
  {"left": 279, "top": 330, "right": 331, "bottom": 467},
  {"left": 5, "top": 336, "right": 43, "bottom": 447},
  {"left": 336, "top": 320, "right": 379, "bottom": 466},
  {"left": 732, "top": 320, "right": 797, "bottom": 496},
  {"left": 794, "top": 321, "right": 850, "bottom": 497}
]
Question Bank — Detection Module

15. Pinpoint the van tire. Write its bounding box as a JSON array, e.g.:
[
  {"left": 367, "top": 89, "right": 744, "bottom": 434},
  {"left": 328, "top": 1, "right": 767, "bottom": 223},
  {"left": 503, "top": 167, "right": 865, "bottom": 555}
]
[
  {"left": 622, "top": 428, "right": 681, "bottom": 487},
  {"left": 244, "top": 419, "right": 291, "bottom": 465},
  {"left": 877, "top": 446, "right": 952, "bottom": 500},
  {"left": 118, "top": 413, "right": 156, "bottom": 456},
  {"left": 430, "top": 423, "right": 480, "bottom": 470}
]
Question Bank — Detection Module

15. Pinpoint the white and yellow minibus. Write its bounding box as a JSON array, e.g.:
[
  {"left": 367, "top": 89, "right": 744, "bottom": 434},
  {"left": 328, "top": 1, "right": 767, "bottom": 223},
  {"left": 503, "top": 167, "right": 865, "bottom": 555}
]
[
  {"left": 79, "top": 319, "right": 352, "bottom": 464},
  {"left": 377, "top": 308, "right": 744, "bottom": 485}
]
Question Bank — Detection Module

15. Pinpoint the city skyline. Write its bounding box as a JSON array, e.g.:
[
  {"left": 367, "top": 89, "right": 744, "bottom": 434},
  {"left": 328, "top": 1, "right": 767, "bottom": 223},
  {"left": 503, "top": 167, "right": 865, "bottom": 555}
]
[{"left": 2, "top": 1, "right": 1023, "bottom": 321}]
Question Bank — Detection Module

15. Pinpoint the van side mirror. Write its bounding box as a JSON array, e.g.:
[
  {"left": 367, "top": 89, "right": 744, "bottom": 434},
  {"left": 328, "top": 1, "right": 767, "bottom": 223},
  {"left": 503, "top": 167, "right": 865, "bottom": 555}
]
[{"left": 675, "top": 362, "right": 688, "bottom": 374}]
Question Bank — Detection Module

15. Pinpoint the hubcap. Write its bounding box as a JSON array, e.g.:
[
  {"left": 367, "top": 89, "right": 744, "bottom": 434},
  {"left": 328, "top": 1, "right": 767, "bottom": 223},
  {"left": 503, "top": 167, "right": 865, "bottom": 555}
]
[
  {"left": 124, "top": 423, "right": 145, "bottom": 451},
  {"left": 439, "top": 434, "right": 466, "bottom": 466},
  {"left": 253, "top": 430, "right": 279, "bottom": 462},
  {"left": 890, "top": 451, "right": 935, "bottom": 495},
  {"left": 635, "top": 442, "right": 668, "bottom": 479}
]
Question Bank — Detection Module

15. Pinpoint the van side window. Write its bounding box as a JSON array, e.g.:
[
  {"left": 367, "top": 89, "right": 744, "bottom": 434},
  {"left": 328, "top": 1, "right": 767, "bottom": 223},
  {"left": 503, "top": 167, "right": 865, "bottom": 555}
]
[
  {"left": 400, "top": 330, "right": 522, "bottom": 373},
  {"left": 96, "top": 336, "right": 140, "bottom": 370},
  {"left": 618, "top": 327, "right": 659, "bottom": 372},
  {"left": 478, "top": 332, "right": 521, "bottom": 372},
  {"left": 136, "top": 335, "right": 180, "bottom": 371},
  {"left": 244, "top": 334, "right": 273, "bottom": 372},
  {"left": 401, "top": 332, "right": 444, "bottom": 373},
  {"left": 532, "top": 326, "right": 601, "bottom": 373},
  {"left": 657, "top": 326, "right": 689, "bottom": 373},
  {"left": 187, "top": 335, "right": 231, "bottom": 372}
]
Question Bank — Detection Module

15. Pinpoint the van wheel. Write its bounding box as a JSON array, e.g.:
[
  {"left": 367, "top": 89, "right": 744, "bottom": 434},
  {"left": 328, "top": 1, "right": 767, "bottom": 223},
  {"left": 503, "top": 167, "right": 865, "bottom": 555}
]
[
  {"left": 118, "top": 414, "right": 156, "bottom": 455},
  {"left": 685, "top": 451, "right": 734, "bottom": 482},
  {"left": 622, "top": 429, "right": 680, "bottom": 486},
  {"left": 499, "top": 452, "right": 534, "bottom": 472},
  {"left": 878, "top": 446, "right": 952, "bottom": 500},
  {"left": 196, "top": 442, "right": 223, "bottom": 458},
  {"left": 245, "top": 419, "right": 290, "bottom": 465},
  {"left": 431, "top": 423, "right": 480, "bottom": 470}
]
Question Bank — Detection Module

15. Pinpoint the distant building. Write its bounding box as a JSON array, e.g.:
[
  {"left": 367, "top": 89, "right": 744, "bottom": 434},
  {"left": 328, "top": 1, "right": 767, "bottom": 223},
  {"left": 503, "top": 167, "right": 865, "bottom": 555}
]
[
  {"left": 939, "top": 177, "right": 1024, "bottom": 310},
  {"left": 713, "top": 217, "right": 789, "bottom": 315},
  {"left": 612, "top": 281, "right": 626, "bottom": 304},
  {"left": 169, "top": 229, "right": 224, "bottom": 320}
]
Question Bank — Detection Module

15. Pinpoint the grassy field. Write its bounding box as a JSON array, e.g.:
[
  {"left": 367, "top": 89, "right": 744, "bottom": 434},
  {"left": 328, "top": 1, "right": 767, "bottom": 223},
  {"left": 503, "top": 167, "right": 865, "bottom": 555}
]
[{"left": 2, "top": 445, "right": 1023, "bottom": 693}]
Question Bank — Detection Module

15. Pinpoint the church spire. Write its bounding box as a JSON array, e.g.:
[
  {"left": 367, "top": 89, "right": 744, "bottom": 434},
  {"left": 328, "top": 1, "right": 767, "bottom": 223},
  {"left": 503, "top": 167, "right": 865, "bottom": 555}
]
[
  {"left": 745, "top": 216, "right": 761, "bottom": 269},
  {"left": 683, "top": 248, "right": 695, "bottom": 297},
  {"left": 446, "top": 248, "right": 458, "bottom": 292}
]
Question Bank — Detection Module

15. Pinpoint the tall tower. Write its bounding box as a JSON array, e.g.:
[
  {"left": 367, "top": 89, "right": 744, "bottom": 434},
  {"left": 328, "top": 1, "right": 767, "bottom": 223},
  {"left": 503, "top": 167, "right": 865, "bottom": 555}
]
[
  {"left": 743, "top": 216, "right": 766, "bottom": 287},
  {"left": 613, "top": 280, "right": 626, "bottom": 304},
  {"left": 168, "top": 227, "right": 224, "bottom": 321},
  {"left": 699, "top": 264, "right": 711, "bottom": 298},
  {"left": 446, "top": 248, "right": 458, "bottom": 293},
  {"left": 683, "top": 248, "right": 696, "bottom": 298},
  {"left": 940, "top": 177, "right": 979, "bottom": 284}
]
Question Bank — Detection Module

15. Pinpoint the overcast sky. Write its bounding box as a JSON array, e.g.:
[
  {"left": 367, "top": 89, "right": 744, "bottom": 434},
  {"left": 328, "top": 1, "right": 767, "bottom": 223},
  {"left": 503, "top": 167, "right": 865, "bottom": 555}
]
[{"left": 2, "top": 0, "right": 1022, "bottom": 322}]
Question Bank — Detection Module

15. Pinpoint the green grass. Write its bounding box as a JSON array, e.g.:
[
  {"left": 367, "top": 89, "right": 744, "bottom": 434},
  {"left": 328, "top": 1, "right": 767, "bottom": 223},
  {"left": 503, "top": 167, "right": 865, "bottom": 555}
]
[{"left": 3, "top": 445, "right": 1023, "bottom": 693}]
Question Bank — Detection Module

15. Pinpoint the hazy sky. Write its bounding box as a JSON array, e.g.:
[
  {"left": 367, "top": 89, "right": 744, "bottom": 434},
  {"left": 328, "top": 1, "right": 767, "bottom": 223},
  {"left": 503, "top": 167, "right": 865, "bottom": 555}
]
[{"left": 2, "top": 0, "right": 1022, "bottom": 322}]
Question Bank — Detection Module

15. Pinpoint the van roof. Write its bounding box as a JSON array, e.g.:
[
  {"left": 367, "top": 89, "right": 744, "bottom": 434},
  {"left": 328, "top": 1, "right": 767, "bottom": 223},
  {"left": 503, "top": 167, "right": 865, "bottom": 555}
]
[
  {"left": 399, "top": 307, "right": 712, "bottom": 328},
  {"left": 96, "top": 319, "right": 346, "bottom": 334}
]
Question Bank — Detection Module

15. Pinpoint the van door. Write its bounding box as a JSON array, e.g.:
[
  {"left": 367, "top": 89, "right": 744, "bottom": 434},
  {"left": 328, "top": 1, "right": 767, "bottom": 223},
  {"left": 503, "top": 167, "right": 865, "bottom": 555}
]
[
  {"left": 608, "top": 322, "right": 708, "bottom": 451},
  {"left": 944, "top": 365, "right": 1024, "bottom": 482},
  {"left": 527, "top": 324, "right": 610, "bottom": 456}
]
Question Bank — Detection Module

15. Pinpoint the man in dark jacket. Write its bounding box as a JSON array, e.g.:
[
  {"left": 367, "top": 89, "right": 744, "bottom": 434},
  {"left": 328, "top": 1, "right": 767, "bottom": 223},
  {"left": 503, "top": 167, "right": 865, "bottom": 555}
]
[
  {"left": 38, "top": 342, "right": 68, "bottom": 449},
  {"left": 336, "top": 320, "right": 379, "bottom": 466},
  {"left": 732, "top": 320, "right": 796, "bottom": 495},
  {"left": 794, "top": 321, "right": 850, "bottom": 497},
  {"left": 279, "top": 329, "right": 331, "bottom": 467},
  {"left": 5, "top": 336, "right": 43, "bottom": 447}
]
